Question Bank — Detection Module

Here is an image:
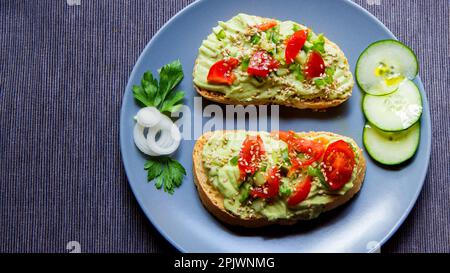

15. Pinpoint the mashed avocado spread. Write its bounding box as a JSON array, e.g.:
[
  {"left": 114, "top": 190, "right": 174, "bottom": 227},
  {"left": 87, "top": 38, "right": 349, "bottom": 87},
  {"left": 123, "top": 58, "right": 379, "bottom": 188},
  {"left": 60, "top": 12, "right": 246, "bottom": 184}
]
[
  {"left": 202, "top": 131, "right": 360, "bottom": 221},
  {"left": 193, "top": 13, "right": 354, "bottom": 102}
]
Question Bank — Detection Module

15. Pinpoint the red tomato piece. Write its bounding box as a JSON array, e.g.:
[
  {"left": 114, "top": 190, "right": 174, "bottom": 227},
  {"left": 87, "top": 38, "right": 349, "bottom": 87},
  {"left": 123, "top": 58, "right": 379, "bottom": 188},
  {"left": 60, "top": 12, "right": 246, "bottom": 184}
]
[
  {"left": 238, "top": 135, "right": 265, "bottom": 180},
  {"left": 290, "top": 136, "right": 324, "bottom": 169},
  {"left": 272, "top": 130, "right": 291, "bottom": 142},
  {"left": 207, "top": 57, "right": 240, "bottom": 85},
  {"left": 250, "top": 167, "right": 280, "bottom": 199},
  {"left": 256, "top": 20, "right": 278, "bottom": 31},
  {"left": 285, "top": 29, "right": 309, "bottom": 65},
  {"left": 322, "top": 140, "right": 355, "bottom": 190},
  {"left": 274, "top": 131, "right": 324, "bottom": 171},
  {"left": 304, "top": 51, "right": 325, "bottom": 79},
  {"left": 247, "top": 51, "right": 280, "bottom": 77},
  {"left": 287, "top": 176, "right": 312, "bottom": 206}
]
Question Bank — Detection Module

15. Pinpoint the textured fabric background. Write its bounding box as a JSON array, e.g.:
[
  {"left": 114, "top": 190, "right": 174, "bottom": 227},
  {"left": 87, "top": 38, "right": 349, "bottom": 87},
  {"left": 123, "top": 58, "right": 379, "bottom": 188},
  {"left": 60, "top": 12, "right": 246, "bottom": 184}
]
[{"left": 0, "top": 0, "right": 448, "bottom": 253}]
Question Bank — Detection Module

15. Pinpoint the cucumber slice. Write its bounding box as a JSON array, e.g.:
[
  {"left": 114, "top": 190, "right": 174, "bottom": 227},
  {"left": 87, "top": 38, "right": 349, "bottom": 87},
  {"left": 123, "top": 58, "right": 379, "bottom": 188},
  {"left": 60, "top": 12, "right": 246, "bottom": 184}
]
[
  {"left": 363, "top": 80, "right": 422, "bottom": 131},
  {"left": 356, "top": 40, "right": 418, "bottom": 95},
  {"left": 363, "top": 122, "right": 420, "bottom": 165}
]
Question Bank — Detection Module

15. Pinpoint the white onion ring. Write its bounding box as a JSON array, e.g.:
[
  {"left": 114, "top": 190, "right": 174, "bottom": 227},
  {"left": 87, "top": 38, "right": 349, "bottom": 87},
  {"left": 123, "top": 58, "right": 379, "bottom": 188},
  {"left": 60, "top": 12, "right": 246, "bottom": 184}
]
[
  {"left": 150, "top": 126, "right": 174, "bottom": 149},
  {"left": 133, "top": 124, "right": 159, "bottom": 156},
  {"left": 133, "top": 107, "right": 181, "bottom": 156},
  {"left": 146, "top": 121, "right": 181, "bottom": 155},
  {"left": 136, "top": 106, "right": 162, "bottom": 128}
]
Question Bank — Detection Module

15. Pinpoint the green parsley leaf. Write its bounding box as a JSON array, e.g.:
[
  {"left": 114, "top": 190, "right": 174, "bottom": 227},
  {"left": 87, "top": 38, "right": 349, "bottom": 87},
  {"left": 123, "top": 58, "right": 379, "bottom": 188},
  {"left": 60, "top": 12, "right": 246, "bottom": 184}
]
[
  {"left": 160, "top": 90, "right": 185, "bottom": 113},
  {"left": 144, "top": 158, "right": 163, "bottom": 181},
  {"left": 132, "top": 86, "right": 150, "bottom": 107},
  {"left": 154, "top": 174, "right": 164, "bottom": 189},
  {"left": 132, "top": 60, "right": 185, "bottom": 113},
  {"left": 133, "top": 71, "right": 159, "bottom": 107},
  {"left": 158, "top": 60, "right": 184, "bottom": 105},
  {"left": 144, "top": 156, "right": 187, "bottom": 194},
  {"left": 164, "top": 159, "right": 186, "bottom": 190}
]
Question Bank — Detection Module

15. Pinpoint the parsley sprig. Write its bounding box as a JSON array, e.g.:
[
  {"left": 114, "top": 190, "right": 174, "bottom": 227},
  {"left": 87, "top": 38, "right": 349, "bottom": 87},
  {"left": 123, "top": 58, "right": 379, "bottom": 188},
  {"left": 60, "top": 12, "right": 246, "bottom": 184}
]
[
  {"left": 133, "top": 60, "right": 187, "bottom": 194},
  {"left": 145, "top": 157, "right": 186, "bottom": 194},
  {"left": 133, "top": 60, "right": 185, "bottom": 113}
]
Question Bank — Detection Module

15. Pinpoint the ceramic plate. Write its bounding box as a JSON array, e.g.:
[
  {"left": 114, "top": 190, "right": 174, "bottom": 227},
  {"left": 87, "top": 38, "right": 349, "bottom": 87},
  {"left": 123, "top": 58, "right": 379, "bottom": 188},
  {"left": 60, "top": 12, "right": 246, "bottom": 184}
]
[{"left": 120, "top": 0, "right": 431, "bottom": 252}]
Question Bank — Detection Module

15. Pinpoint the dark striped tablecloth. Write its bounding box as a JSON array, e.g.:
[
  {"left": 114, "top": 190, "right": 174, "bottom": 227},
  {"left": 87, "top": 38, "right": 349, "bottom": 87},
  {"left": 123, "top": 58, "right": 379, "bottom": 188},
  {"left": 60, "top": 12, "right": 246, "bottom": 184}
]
[{"left": 0, "top": 0, "right": 448, "bottom": 253}]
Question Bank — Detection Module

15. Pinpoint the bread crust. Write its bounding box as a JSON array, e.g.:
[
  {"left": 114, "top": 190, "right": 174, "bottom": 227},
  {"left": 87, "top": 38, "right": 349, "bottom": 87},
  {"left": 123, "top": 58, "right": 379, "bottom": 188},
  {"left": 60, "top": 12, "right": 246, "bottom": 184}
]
[
  {"left": 193, "top": 38, "right": 353, "bottom": 110},
  {"left": 193, "top": 130, "right": 366, "bottom": 228}
]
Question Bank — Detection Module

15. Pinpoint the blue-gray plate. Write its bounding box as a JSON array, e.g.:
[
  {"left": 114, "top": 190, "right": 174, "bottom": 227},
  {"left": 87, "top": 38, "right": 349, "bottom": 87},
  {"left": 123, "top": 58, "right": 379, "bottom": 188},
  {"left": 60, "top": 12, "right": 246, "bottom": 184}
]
[{"left": 120, "top": 0, "right": 431, "bottom": 252}]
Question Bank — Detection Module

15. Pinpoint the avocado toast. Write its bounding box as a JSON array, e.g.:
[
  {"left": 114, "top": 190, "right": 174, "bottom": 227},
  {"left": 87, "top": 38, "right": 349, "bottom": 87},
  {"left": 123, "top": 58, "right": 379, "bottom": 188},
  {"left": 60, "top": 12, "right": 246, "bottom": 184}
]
[
  {"left": 193, "top": 14, "right": 354, "bottom": 110},
  {"left": 193, "top": 131, "right": 366, "bottom": 227}
]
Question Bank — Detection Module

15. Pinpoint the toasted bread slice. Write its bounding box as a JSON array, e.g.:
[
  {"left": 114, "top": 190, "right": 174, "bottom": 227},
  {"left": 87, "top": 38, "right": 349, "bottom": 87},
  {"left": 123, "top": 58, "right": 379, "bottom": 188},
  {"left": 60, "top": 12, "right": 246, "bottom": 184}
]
[
  {"left": 193, "top": 14, "right": 354, "bottom": 110},
  {"left": 193, "top": 131, "right": 366, "bottom": 227}
]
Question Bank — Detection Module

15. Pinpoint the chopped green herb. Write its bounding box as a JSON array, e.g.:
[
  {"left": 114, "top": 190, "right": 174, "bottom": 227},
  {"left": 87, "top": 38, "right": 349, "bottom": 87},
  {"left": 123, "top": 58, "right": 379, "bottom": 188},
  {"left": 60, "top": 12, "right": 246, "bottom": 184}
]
[
  {"left": 241, "top": 57, "right": 250, "bottom": 71},
  {"left": 292, "top": 24, "right": 301, "bottom": 32},
  {"left": 309, "top": 34, "right": 325, "bottom": 54},
  {"left": 266, "top": 25, "right": 280, "bottom": 44},
  {"left": 289, "top": 63, "right": 306, "bottom": 81},
  {"left": 260, "top": 163, "right": 268, "bottom": 172},
  {"left": 279, "top": 185, "right": 292, "bottom": 196},
  {"left": 215, "top": 29, "right": 226, "bottom": 40},
  {"left": 296, "top": 71, "right": 305, "bottom": 81},
  {"left": 307, "top": 166, "right": 328, "bottom": 189},
  {"left": 281, "top": 148, "right": 291, "bottom": 165},
  {"left": 230, "top": 155, "right": 239, "bottom": 165},
  {"left": 325, "top": 66, "right": 335, "bottom": 77},
  {"left": 250, "top": 34, "right": 261, "bottom": 44},
  {"left": 314, "top": 66, "right": 335, "bottom": 87},
  {"left": 133, "top": 60, "right": 184, "bottom": 113},
  {"left": 145, "top": 157, "right": 186, "bottom": 194},
  {"left": 314, "top": 78, "right": 327, "bottom": 88},
  {"left": 307, "top": 31, "right": 313, "bottom": 41}
]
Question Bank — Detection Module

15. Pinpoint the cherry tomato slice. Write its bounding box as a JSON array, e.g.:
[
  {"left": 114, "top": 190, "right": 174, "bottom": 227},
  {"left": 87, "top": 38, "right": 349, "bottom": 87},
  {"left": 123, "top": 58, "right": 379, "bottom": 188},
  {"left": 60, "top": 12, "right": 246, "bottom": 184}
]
[
  {"left": 247, "top": 51, "right": 280, "bottom": 77},
  {"left": 287, "top": 176, "right": 312, "bottom": 206},
  {"left": 290, "top": 137, "right": 324, "bottom": 169},
  {"left": 238, "top": 135, "right": 265, "bottom": 180},
  {"left": 285, "top": 29, "right": 308, "bottom": 65},
  {"left": 207, "top": 57, "right": 240, "bottom": 85},
  {"left": 304, "top": 51, "right": 325, "bottom": 79},
  {"left": 257, "top": 20, "right": 278, "bottom": 31},
  {"left": 322, "top": 140, "right": 355, "bottom": 191},
  {"left": 274, "top": 131, "right": 324, "bottom": 171},
  {"left": 250, "top": 167, "right": 280, "bottom": 199}
]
